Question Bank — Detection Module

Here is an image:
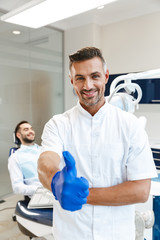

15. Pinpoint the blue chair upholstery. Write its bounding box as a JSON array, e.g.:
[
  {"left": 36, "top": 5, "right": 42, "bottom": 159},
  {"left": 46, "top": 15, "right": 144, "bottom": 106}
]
[{"left": 9, "top": 147, "right": 19, "bottom": 156}]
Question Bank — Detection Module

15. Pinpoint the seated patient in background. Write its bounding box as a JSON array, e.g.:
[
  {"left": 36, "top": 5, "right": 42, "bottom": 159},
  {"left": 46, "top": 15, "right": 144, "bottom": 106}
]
[{"left": 8, "top": 120, "right": 42, "bottom": 198}]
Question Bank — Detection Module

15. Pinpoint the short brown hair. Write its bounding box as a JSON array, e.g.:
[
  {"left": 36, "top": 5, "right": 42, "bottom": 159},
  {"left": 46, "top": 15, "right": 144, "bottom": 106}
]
[
  {"left": 14, "top": 120, "right": 29, "bottom": 145},
  {"left": 69, "top": 47, "right": 107, "bottom": 72}
]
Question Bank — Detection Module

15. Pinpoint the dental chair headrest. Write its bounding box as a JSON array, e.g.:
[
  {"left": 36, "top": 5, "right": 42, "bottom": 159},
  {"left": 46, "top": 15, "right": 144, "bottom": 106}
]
[
  {"left": 13, "top": 132, "right": 21, "bottom": 146},
  {"left": 108, "top": 93, "right": 135, "bottom": 113}
]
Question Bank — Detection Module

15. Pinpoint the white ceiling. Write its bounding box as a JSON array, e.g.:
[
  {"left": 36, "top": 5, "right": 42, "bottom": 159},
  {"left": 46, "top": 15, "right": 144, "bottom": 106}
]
[{"left": 0, "top": 0, "right": 160, "bottom": 30}]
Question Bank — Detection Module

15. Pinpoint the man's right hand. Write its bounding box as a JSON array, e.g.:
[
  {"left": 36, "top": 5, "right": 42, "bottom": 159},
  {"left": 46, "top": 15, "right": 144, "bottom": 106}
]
[{"left": 51, "top": 151, "right": 89, "bottom": 211}]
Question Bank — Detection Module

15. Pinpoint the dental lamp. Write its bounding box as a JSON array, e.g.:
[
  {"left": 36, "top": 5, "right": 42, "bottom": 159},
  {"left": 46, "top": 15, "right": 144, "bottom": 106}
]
[{"left": 107, "top": 68, "right": 160, "bottom": 113}]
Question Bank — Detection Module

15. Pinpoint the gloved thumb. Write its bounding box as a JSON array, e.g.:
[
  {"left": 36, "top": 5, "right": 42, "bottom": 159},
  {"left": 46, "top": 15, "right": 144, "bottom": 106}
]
[{"left": 63, "top": 151, "right": 77, "bottom": 177}]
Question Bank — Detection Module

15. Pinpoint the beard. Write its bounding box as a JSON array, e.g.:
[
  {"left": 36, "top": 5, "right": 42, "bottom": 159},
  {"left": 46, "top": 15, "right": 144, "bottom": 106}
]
[
  {"left": 80, "top": 90, "right": 104, "bottom": 107},
  {"left": 22, "top": 137, "right": 35, "bottom": 144}
]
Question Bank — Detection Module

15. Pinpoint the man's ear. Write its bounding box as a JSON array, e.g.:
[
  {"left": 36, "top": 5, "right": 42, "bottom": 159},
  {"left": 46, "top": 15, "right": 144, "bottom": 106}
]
[
  {"left": 70, "top": 75, "right": 73, "bottom": 85},
  {"left": 105, "top": 69, "right": 109, "bottom": 84},
  {"left": 16, "top": 132, "right": 20, "bottom": 140}
]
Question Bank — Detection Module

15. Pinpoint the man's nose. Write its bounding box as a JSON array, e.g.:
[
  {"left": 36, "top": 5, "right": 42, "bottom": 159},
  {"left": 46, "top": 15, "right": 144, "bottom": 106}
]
[
  {"left": 83, "top": 78, "right": 93, "bottom": 90},
  {"left": 29, "top": 129, "right": 34, "bottom": 134}
]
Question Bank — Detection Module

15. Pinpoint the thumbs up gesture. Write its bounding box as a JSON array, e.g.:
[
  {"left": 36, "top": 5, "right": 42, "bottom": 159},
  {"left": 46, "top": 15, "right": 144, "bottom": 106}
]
[{"left": 51, "top": 151, "right": 89, "bottom": 211}]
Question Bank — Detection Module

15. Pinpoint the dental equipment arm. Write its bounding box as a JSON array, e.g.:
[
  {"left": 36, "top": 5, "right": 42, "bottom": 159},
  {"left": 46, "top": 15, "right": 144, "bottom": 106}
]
[{"left": 108, "top": 68, "right": 160, "bottom": 113}]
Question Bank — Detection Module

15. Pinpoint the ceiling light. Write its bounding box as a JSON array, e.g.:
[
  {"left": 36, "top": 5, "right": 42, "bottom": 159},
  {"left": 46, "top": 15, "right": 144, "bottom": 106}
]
[
  {"left": 0, "top": 0, "right": 117, "bottom": 29},
  {"left": 97, "top": 6, "right": 105, "bottom": 10},
  {"left": 12, "top": 30, "right": 21, "bottom": 35}
]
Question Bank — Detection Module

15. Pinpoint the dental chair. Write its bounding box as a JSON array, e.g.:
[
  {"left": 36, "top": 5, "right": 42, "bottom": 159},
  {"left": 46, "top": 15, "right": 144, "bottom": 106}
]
[
  {"left": 15, "top": 200, "right": 53, "bottom": 239},
  {"left": 9, "top": 134, "right": 53, "bottom": 239}
]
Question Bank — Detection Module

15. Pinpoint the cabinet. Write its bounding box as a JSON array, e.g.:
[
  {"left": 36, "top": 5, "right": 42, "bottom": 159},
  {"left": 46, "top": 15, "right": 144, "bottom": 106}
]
[
  {"left": 151, "top": 148, "right": 160, "bottom": 240},
  {"left": 105, "top": 73, "right": 160, "bottom": 104}
]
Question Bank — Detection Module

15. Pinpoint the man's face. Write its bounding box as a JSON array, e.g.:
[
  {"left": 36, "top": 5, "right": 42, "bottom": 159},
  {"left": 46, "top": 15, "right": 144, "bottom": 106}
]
[
  {"left": 17, "top": 123, "right": 35, "bottom": 145},
  {"left": 70, "top": 57, "right": 109, "bottom": 114}
]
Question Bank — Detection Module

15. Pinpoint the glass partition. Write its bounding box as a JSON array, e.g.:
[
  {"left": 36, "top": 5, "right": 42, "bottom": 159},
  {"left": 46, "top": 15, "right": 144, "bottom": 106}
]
[{"left": 0, "top": 21, "right": 64, "bottom": 197}]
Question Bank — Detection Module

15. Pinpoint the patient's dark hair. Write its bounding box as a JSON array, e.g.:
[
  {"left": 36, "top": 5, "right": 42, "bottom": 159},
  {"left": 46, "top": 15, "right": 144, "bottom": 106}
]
[
  {"left": 15, "top": 120, "right": 29, "bottom": 139},
  {"left": 69, "top": 47, "right": 107, "bottom": 72}
]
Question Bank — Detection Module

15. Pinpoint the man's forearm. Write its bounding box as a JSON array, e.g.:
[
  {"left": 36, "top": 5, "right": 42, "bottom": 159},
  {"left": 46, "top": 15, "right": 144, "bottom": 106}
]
[
  {"left": 38, "top": 151, "right": 60, "bottom": 191},
  {"left": 87, "top": 179, "right": 151, "bottom": 206}
]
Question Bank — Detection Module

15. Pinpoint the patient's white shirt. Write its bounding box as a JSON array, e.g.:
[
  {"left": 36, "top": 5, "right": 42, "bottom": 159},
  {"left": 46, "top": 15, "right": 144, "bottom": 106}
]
[
  {"left": 42, "top": 99, "right": 157, "bottom": 240},
  {"left": 8, "top": 144, "right": 42, "bottom": 197}
]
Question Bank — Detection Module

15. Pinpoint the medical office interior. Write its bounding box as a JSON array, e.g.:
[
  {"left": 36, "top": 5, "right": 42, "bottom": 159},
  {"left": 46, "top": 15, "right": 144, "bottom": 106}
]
[{"left": 0, "top": 0, "right": 160, "bottom": 239}]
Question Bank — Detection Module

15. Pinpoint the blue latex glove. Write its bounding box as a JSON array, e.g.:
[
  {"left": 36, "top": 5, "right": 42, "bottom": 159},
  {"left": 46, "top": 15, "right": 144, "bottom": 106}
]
[{"left": 51, "top": 151, "right": 89, "bottom": 211}]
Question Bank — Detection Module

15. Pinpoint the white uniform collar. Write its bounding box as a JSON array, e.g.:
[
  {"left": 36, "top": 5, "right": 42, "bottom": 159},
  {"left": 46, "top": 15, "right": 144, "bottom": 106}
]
[{"left": 77, "top": 97, "right": 109, "bottom": 119}]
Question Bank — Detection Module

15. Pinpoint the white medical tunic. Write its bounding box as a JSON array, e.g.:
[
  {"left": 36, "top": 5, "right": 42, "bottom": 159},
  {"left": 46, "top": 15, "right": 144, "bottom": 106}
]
[
  {"left": 41, "top": 99, "right": 157, "bottom": 240},
  {"left": 8, "top": 144, "right": 42, "bottom": 196}
]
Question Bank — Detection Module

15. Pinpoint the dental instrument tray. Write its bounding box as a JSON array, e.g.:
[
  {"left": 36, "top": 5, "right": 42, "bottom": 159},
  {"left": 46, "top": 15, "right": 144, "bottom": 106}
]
[{"left": 28, "top": 187, "right": 54, "bottom": 209}]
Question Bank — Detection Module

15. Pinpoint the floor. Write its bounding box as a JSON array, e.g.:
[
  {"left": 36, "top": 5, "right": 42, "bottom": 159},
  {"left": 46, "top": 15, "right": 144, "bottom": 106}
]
[
  {"left": 0, "top": 194, "right": 50, "bottom": 240},
  {"left": 0, "top": 194, "right": 29, "bottom": 240}
]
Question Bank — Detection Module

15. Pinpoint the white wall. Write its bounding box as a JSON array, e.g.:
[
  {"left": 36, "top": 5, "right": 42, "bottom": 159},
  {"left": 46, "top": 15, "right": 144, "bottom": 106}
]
[
  {"left": 101, "top": 11, "right": 160, "bottom": 73},
  {"left": 64, "top": 12, "right": 160, "bottom": 140}
]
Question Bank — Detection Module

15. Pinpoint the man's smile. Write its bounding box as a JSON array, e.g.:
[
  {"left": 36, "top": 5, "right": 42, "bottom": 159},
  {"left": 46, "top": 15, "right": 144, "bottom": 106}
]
[{"left": 81, "top": 89, "right": 97, "bottom": 98}]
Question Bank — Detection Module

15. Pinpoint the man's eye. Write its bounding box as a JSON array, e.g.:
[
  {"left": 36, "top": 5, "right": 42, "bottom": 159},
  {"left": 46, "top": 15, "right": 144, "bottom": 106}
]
[
  {"left": 76, "top": 77, "right": 84, "bottom": 81},
  {"left": 92, "top": 75, "right": 100, "bottom": 79}
]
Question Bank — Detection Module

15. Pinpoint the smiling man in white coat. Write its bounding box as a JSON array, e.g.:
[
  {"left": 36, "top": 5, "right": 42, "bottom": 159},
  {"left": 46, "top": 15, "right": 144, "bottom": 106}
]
[{"left": 38, "top": 47, "right": 157, "bottom": 240}]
